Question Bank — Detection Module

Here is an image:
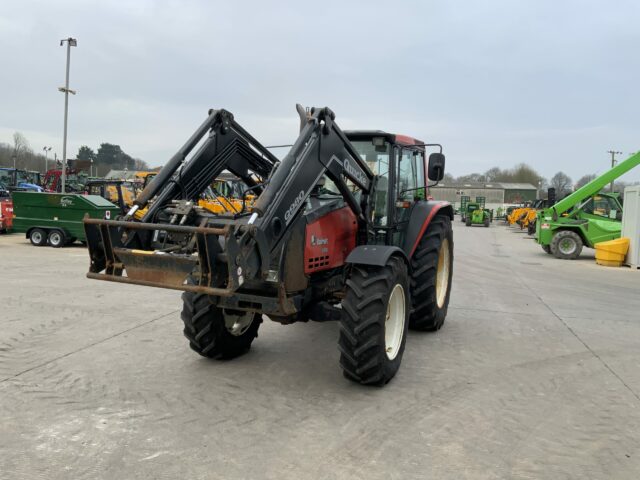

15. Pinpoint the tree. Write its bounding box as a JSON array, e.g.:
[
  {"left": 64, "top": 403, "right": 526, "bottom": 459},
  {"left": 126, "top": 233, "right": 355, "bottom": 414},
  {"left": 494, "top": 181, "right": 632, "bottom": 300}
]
[
  {"left": 575, "top": 173, "right": 596, "bottom": 190},
  {"left": 550, "top": 171, "right": 573, "bottom": 195},
  {"left": 456, "top": 173, "right": 485, "bottom": 183},
  {"left": 12, "top": 132, "right": 31, "bottom": 167},
  {"left": 76, "top": 145, "right": 96, "bottom": 163},
  {"left": 484, "top": 167, "right": 502, "bottom": 182},
  {"left": 96, "top": 143, "right": 134, "bottom": 170},
  {"left": 442, "top": 173, "right": 455, "bottom": 184}
]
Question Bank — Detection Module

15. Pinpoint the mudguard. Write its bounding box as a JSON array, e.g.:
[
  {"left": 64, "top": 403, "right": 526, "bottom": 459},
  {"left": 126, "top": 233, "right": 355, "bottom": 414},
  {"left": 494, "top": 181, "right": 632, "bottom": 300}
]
[
  {"left": 345, "top": 245, "right": 408, "bottom": 268},
  {"left": 403, "top": 201, "right": 454, "bottom": 258}
]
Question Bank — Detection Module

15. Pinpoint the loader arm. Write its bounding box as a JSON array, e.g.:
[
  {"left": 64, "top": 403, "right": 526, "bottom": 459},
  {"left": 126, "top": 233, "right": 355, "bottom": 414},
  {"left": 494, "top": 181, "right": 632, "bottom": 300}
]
[{"left": 84, "top": 106, "right": 374, "bottom": 298}]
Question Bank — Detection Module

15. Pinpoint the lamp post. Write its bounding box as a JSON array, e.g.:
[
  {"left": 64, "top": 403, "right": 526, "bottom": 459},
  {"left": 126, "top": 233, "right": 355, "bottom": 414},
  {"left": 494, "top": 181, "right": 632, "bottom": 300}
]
[
  {"left": 43, "top": 146, "right": 52, "bottom": 172},
  {"left": 59, "top": 37, "right": 77, "bottom": 193}
]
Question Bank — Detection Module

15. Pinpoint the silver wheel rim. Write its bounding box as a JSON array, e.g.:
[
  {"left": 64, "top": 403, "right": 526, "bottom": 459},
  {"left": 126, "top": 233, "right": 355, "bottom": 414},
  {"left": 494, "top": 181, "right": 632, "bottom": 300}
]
[
  {"left": 224, "top": 311, "right": 254, "bottom": 336},
  {"left": 32, "top": 231, "right": 43, "bottom": 244},
  {"left": 436, "top": 238, "right": 451, "bottom": 308},
  {"left": 50, "top": 232, "right": 61, "bottom": 246},
  {"left": 559, "top": 237, "right": 577, "bottom": 255},
  {"left": 385, "top": 284, "right": 405, "bottom": 361}
]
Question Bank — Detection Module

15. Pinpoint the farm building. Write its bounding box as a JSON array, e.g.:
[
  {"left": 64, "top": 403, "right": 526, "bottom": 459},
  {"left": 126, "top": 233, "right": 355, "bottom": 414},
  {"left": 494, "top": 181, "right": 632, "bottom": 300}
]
[{"left": 429, "top": 182, "right": 538, "bottom": 211}]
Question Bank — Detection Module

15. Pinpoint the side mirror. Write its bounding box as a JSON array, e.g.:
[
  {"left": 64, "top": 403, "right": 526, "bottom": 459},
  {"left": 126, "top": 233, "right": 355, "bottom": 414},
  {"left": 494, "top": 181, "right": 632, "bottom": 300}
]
[{"left": 428, "top": 152, "right": 445, "bottom": 181}]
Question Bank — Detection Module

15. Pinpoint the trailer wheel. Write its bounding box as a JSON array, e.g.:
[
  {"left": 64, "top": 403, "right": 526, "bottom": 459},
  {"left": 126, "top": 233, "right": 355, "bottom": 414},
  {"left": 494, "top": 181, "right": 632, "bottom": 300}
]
[
  {"left": 550, "top": 230, "right": 583, "bottom": 260},
  {"left": 29, "top": 228, "right": 47, "bottom": 246},
  {"left": 339, "top": 256, "right": 409, "bottom": 386},
  {"left": 48, "top": 229, "right": 66, "bottom": 248},
  {"left": 181, "top": 279, "right": 262, "bottom": 359},
  {"left": 409, "top": 214, "right": 454, "bottom": 331}
]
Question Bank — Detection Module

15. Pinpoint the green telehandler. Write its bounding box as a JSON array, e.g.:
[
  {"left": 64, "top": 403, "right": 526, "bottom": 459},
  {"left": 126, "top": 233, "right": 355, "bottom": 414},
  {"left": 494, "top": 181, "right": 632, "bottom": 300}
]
[
  {"left": 464, "top": 201, "right": 491, "bottom": 227},
  {"left": 536, "top": 152, "right": 640, "bottom": 259}
]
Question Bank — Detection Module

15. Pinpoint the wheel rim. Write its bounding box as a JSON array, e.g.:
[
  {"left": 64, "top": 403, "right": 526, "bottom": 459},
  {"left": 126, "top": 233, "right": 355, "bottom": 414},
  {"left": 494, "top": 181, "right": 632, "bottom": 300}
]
[
  {"left": 385, "top": 284, "right": 405, "bottom": 361},
  {"left": 436, "top": 238, "right": 451, "bottom": 308},
  {"left": 50, "top": 232, "right": 61, "bottom": 246},
  {"left": 223, "top": 311, "right": 254, "bottom": 336},
  {"left": 559, "top": 237, "right": 577, "bottom": 255},
  {"left": 32, "top": 231, "right": 42, "bottom": 244}
]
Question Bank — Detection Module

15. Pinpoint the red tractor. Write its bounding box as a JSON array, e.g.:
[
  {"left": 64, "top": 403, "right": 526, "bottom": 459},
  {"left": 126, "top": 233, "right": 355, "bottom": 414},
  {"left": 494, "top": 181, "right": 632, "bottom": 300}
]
[
  {"left": 84, "top": 105, "right": 454, "bottom": 385},
  {"left": 43, "top": 168, "right": 87, "bottom": 193}
]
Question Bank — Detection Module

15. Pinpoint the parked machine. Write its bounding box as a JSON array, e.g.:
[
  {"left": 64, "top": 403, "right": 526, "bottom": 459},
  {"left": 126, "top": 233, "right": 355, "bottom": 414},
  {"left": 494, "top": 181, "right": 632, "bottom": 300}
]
[
  {"left": 0, "top": 185, "right": 12, "bottom": 232},
  {"left": 465, "top": 203, "right": 491, "bottom": 227},
  {"left": 43, "top": 168, "right": 88, "bottom": 193},
  {"left": 0, "top": 168, "right": 44, "bottom": 192},
  {"left": 83, "top": 105, "right": 454, "bottom": 385},
  {"left": 85, "top": 179, "right": 137, "bottom": 215},
  {"left": 12, "top": 191, "right": 120, "bottom": 247},
  {"left": 536, "top": 152, "right": 640, "bottom": 259},
  {"left": 459, "top": 195, "right": 470, "bottom": 221}
]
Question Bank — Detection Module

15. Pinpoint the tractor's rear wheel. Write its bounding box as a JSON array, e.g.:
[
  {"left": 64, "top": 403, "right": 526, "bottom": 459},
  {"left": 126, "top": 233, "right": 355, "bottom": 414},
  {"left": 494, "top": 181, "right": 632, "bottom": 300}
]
[
  {"left": 409, "top": 215, "right": 454, "bottom": 331},
  {"left": 29, "top": 228, "right": 47, "bottom": 246},
  {"left": 339, "top": 256, "right": 409, "bottom": 386},
  {"left": 550, "top": 230, "right": 583, "bottom": 260},
  {"left": 181, "top": 280, "right": 262, "bottom": 359}
]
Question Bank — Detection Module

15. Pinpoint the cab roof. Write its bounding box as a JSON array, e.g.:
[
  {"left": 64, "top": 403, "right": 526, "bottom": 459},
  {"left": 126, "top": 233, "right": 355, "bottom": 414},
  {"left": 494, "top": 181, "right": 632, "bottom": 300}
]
[{"left": 344, "top": 130, "right": 425, "bottom": 147}]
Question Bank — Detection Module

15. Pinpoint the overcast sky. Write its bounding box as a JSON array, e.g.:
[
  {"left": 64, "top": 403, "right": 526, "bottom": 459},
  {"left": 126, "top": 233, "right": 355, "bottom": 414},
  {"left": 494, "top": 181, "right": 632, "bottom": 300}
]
[{"left": 1, "top": 0, "right": 639, "bottom": 183}]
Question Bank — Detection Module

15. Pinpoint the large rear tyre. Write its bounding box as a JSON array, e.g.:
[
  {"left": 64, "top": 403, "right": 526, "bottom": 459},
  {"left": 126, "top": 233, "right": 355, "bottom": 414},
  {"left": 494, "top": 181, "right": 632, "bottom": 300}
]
[
  {"left": 409, "top": 214, "right": 454, "bottom": 331},
  {"left": 339, "top": 256, "right": 409, "bottom": 386},
  {"left": 550, "top": 230, "right": 583, "bottom": 260},
  {"left": 181, "top": 281, "right": 262, "bottom": 359}
]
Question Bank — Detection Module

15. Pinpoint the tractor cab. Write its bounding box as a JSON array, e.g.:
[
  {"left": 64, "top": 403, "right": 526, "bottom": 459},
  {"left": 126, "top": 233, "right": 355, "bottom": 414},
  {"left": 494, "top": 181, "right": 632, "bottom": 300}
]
[
  {"left": 343, "top": 131, "right": 444, "bottom": 246},
  {"left": 85, "top": 179, "right": 136, "bottom": 214}
]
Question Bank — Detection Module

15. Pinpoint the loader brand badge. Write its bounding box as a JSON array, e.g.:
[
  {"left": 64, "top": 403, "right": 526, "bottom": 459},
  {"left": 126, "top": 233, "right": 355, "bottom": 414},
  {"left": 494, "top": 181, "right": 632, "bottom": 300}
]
[
  {"left": 311, "top": 235, "right": 328, "bottom": 246},
  {"left": 343, "top": 157, "right": 368, "bottom": 187},
  {"left": 60, "top": 196, "right": 74, "bottom": 207},
  {"left": 284, "top": 190, "right": 305, "bottom": 223}
]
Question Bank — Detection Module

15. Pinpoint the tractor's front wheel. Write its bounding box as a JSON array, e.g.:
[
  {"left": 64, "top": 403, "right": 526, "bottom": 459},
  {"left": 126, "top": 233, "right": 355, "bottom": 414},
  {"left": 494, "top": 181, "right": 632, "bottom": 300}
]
[
  {"left": 550, "top": 230, "right": 583, "bottom": 260},
  {"left": 465, "top": 217, "right": 472, "bottom": 226},
  {"left": 484, "top": 216, "right": 490, "bottom": 227},
  {"left": 339, "top": 256, "right": 409, "bottom": 386},
  {"left": 409, "top": 214, "right": 454, "bottom": 331},
  {"left": 181, "top": 282, "right": 262, "bottom": 359}
]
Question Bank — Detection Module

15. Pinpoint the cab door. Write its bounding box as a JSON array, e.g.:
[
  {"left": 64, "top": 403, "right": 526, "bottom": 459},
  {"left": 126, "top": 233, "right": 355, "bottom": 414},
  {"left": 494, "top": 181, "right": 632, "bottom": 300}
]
[{"left": 392, "top": 147, "right": 425, "bottom": 246}]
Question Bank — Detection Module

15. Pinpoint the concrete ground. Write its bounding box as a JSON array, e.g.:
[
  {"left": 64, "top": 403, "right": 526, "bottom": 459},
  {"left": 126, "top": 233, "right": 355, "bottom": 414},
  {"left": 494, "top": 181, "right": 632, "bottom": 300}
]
[{"left": 1, "top": 221, "right": 640, "bottom": 480}]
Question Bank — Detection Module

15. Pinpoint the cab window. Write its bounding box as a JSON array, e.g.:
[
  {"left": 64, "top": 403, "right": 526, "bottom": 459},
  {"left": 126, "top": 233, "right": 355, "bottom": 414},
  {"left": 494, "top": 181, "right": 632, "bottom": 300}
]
[
  {"left": 583, "top": 195, "right": 620, "bottom": 219},
  {"left": 396, "top": 148, "right": 425, "bottom": 223}
]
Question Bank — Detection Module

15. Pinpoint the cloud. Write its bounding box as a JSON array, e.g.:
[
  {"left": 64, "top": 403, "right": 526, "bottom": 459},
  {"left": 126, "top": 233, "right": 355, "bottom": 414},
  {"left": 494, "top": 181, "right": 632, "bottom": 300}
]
[{"left": 0, "top": 0, "right": 639, "bottom": 181}]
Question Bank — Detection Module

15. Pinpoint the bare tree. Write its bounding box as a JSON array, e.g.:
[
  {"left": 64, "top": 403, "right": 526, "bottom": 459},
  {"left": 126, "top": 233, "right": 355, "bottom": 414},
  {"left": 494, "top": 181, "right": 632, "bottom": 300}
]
[
  {"left": 12, "top": 132, "right": 31, "bottom": 168},
  {"left": 550, "top": 171, "right": 573, "bottom": 195},
  {"left": 575, "top": 174, "right": 597, "bottom": 190}
]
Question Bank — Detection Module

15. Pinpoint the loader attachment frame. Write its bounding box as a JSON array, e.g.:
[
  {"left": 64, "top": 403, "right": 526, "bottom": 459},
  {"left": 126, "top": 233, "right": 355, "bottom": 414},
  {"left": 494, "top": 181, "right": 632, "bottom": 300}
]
[{"left": 84, "top": 106, "right": 374, "bottom": 303}]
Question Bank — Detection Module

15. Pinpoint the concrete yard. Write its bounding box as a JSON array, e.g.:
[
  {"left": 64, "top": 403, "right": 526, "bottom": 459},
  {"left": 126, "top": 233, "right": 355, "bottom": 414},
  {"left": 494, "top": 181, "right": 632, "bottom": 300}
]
[{"left": 1, "top": 220, "right": 640, "bottom": 479}]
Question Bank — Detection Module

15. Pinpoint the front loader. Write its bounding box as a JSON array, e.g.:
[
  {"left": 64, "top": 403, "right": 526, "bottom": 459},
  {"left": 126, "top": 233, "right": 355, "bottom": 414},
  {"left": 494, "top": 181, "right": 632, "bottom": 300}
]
[{"left": 84, "top": 105, "right": 454, "bottom": 386}]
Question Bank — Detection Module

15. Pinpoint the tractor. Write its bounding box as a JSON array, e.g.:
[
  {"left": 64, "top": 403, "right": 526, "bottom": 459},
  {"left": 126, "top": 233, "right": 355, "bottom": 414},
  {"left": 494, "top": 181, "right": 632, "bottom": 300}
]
[{"left": 83, "top": 105, "right": 454, "bottom": 386}]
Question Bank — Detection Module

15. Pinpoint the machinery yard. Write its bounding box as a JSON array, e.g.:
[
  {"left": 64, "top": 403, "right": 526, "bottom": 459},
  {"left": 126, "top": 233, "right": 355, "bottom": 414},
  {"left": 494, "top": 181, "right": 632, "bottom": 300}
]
[{"left": 2, "top": 221, "right": 640, "bottom": 479}]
